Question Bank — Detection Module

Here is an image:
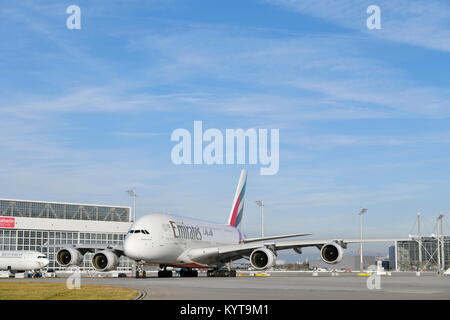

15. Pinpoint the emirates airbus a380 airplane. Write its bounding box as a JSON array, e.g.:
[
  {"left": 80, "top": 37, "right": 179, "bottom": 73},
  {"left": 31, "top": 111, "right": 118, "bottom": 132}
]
[{"left": 53, "top": 170, "right": 408, "bottom": 277}]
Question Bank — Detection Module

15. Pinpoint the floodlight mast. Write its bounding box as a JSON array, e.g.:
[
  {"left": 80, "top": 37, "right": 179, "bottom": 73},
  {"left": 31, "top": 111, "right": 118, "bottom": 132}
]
[
  {"left": 359, "top": 208, "right": 368, "bottom": 272},
  {"left": 127, "top": 188, "right": 137, "bottom": 223},
  {"left": 256, "top": 200, "right": 264, "bottom": 238},
  {"left": 440, "top": 213, "right": 445, "bottom": 272},
  {"left": 437, "top": 212, "right": 444, "bottom": 273}
]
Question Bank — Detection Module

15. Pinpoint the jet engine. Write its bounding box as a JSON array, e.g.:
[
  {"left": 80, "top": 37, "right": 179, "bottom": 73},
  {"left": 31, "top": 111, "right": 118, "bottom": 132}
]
[
  {"left": 250, "top": 248, "right": 276, "bottom": 270},
  {"left": 56, "top": 248, "right": 83, "bottom": 267},
  {"left": 320, "top": 242, "right": 344, "bottom": 264},
  {"left": 92, "top": 250, "right": 119, "bottom": 271}
]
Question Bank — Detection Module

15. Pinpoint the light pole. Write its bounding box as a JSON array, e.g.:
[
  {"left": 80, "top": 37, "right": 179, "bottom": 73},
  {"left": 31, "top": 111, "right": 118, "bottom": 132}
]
[
  {"left": 440, "top": 213, "right": 445, "bottom": 272},
  {"left": 127, "top": 188, "right": 137, "bottom": 222},
  {"left": 437, "top": 212, "right": 444, "bottom": 273},
  {"left": 359, "top": 208, "right": 368, "bottom": 272},
  {"left": 256, "top": 200, "right": 264, "bottom": 238}
]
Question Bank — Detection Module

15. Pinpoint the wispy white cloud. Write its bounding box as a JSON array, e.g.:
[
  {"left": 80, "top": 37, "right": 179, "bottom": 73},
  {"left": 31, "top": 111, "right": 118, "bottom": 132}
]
[
  {"left": 264, "top": 0, "right": 450, "bottom": 52},
  {"left": 113, "top": 131, "right": 163, "bottom": 138},
  {"left": 3, "top": 6, "right": 449, "bottom": 121},
  {"left": 290, "top": 131, "right": 450, "bottom": 149},
  {"left": 1, "top": 87, "right": 206, "bottom": 117},
  {"left": 286, "top": 78, "right": 450, "bottom": 118},
  {"left": 132, "top": 28, "right": 450, "bottom": 119}
]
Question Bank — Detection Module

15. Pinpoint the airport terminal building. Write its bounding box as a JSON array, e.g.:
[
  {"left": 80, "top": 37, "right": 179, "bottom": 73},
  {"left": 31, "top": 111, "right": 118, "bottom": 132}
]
[{"left": 0, "top": 198, "right": 134, "bottom": 271}]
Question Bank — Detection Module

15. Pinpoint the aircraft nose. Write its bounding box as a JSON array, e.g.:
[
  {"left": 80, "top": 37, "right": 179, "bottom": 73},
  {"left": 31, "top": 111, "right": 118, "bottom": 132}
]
[
  {"left": 124, "top": 237, "right": 141, "bottom": 260},
  {"left": 38, "top": 259, "right": 49, "bottom": 268}
]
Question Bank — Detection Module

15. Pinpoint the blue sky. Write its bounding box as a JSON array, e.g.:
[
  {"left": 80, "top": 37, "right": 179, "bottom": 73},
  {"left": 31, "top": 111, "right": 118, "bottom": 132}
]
[{"left": 1, "top": 0, "right": 450, "bottom": 259}]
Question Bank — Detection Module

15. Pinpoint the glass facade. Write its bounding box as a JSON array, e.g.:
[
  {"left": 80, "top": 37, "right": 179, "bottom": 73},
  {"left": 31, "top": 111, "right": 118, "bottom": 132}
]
[
  {"left": 0, "top": 199, "right": 130, "bottom": 222},
  {"left": 396, "top": 237, "right": 450, "bottom": 271},
  {"left": 0, "top": 199, "right": 133, "bottom": 271}
]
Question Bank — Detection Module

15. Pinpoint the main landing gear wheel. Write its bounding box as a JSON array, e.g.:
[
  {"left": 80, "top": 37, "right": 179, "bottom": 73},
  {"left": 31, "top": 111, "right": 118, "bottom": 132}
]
[
  {"left": 179, "top": 268, "right": 198, "bottom": 277},
  {"left": 207, "top": 269, "right": 236, "bottom": 277},
  {"left": 158, "top": 265, "right": 173, "bottom": 278},
  {"left": 158, "top": 270, "right": 173, "bottom": 277}
]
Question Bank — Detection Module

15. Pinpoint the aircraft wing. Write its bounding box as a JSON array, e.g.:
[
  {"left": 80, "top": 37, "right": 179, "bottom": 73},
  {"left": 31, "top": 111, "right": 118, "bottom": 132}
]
[
  {"left": 186, "top": 237, "right": 412, "bottom": 264},
  {"left": 268, "top": 237, "right": 412, "bottom": 251},
  {"left": 242, "top": 233, "right": 312, "bottom": 243},
  {"left": 43, "top": 243, "right": 124, "bottom": 256}
]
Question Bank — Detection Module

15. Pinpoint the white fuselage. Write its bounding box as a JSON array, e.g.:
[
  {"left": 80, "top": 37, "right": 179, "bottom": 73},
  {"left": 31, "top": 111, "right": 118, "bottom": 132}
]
[
  {"left": 123, "top": 213, "right": 241, "bottom": 267},
  {"left": 0, "top": 251, "right": 49, "bottom": 272}
]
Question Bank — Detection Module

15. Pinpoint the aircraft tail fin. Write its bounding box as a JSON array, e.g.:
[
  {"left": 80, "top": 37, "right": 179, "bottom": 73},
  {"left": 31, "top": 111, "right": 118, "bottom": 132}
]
[{"left": 227, "top": 170, "right": 247, "bottom": 229}]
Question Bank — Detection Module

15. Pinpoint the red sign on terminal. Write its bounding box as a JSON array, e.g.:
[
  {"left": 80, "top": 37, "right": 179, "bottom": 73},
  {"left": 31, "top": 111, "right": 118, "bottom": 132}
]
[{"left": 0, "top": 217, "right": 15, "bottom": 228}]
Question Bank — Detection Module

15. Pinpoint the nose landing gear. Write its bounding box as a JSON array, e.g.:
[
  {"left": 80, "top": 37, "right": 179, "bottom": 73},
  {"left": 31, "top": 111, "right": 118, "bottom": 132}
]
[{"left": 135, "top": 261, "right": 146, "bottom": 278}]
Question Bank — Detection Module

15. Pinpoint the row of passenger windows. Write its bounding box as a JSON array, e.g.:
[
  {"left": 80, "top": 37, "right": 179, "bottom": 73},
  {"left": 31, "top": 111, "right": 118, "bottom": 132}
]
[{"left": 128, "top": 230, "right": 149, "bottom": 234}]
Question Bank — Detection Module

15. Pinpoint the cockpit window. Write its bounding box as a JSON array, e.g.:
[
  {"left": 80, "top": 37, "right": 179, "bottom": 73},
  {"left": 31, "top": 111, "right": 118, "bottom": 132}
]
[
  {"left": 128, "top": 229, "right": 149, "bottom": 234},
  {"left": 37, "top": 256, "right": 47, "bottom": 259}
]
